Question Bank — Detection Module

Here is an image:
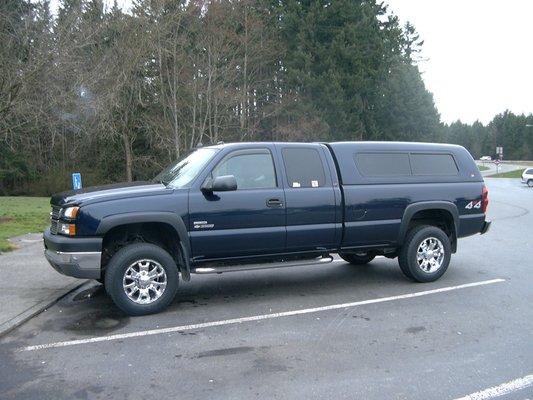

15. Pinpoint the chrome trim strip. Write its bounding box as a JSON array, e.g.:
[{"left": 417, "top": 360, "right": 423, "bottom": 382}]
[{"left": 56, "top": 251, "right": 101, "bottom": 256}]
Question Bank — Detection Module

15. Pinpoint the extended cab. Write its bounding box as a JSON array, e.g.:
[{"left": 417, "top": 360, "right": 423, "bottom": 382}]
[{"left": 44, "top": 142, "right": 491, "bottom": 315}]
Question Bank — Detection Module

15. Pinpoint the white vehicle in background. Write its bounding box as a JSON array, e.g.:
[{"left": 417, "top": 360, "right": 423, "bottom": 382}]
[
  {"left": 480, "top": 156, "right": 492, "bottom": 161},
  {"left": 522, "top": 168, "right": 533, "bottom": 187}
]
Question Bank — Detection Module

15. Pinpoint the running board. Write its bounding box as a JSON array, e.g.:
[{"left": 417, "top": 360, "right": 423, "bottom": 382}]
[{"left": 192, "top": 255, "right": 334, "bottom": 274}]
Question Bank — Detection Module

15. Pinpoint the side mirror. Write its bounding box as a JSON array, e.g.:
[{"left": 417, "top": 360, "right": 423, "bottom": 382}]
[{"left": 202, "top": 175, "right": 237, "bottom": 193}]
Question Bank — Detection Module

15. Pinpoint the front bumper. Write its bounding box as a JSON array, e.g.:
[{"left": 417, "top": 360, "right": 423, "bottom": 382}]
[
  {"left": 480, "top": 220, "right": 491, "bottom": 235},
  {"left": 44, "top": 250, "right": 101, "bottom": 279},
  {"left": 43, "top": 228, "right": 102, "bottom": 279}
]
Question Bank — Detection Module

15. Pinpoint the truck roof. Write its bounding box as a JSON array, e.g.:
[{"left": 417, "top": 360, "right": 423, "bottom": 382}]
[
  {"left": 328, "top": 141, "right": 465, "bottom": 152},
  {"left": 204, "top": 141, "right": 466, "bottom": 152}
]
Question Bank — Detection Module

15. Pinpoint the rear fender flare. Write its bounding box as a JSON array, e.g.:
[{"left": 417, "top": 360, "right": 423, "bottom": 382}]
[{"left": 398, "top": 201, "right": 459, "bottom": 250}]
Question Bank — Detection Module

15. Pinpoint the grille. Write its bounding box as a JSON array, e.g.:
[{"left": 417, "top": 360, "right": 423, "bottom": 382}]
[
  {"left": 51, "top": 206, "right": 61, "bottom": 220},
  {"left": 50, "top": 219, "right": 59, "bottom": 234},
  {"left": 50, "top": 206, "right": 61, "bottom": 234}
]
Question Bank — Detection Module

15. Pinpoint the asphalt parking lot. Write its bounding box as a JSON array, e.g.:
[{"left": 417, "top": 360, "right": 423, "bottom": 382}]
[{"left": 1, "top": 178, "right": 532, "bottom": 400}]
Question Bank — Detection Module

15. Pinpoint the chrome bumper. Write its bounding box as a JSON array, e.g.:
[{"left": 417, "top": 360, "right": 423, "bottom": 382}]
[{"left": 44, "top": 250, "right": 101, "bottom": 279}]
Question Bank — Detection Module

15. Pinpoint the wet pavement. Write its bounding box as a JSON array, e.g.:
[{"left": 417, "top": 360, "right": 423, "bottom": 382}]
[{"left": 0, "top": 178, "right": 531, "bottom": 400}]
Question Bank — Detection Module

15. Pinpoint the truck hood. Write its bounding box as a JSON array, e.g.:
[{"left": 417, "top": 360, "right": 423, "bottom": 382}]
[{"left": 50, "top": 181, "right": 171, "bottom": 207}]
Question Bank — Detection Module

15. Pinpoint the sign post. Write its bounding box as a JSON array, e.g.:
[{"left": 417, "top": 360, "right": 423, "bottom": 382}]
[
  {"left": 72, "top": 173, "right": 82, "bottom": 190},
  {"left": 496, "top": 146, "right": 503, "bottom": 160}
]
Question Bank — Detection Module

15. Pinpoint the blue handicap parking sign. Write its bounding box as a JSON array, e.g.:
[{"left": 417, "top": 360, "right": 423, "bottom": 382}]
[{"left": 72, "top": 173, "right": 82, "bottom": 190}]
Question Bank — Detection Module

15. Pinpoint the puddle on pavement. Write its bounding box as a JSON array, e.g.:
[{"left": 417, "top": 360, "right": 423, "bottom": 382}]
[
  {"left": 63, "top": 309, "right": 130, "bottom": 334},
  {"left": 405, "top": 326, "right": 426, "bottom": 334},
  {"left": 41, "top": 283, "right": 130, "bottom": 335},
  {"left": 195, "top": 346, "right": 255, "bottom": 358}
]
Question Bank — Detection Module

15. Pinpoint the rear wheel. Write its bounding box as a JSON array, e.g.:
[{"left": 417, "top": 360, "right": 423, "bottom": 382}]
[
  {"left": 105, "top": 243, "right": 179, "bottom": 316},
  {"left": 339, "top": 252, "right": 376, "bottom": 265},
  {"left": 398, "top": 225, "right": 451, "bottom": 282}
]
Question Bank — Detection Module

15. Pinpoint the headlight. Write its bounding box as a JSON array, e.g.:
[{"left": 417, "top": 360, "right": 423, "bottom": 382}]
[
  {"left": 62, "top": 206, "right": 79, "bottom": 219},
  {"left": 58, "top": 222, "right": 76, "bottom": 236}
]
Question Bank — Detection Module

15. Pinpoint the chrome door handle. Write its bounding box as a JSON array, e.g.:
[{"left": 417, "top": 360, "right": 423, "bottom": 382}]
[{"left": 266, "top": 198, "right": 283, "bottom": 208}]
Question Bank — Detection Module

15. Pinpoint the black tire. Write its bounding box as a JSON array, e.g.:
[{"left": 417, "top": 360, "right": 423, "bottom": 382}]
[
  {"left": 398, "top": 255, "right": 414, "bottom": 279},
  {"left": 398, "top": 225, "right": 451, "bottom": 283},
  {"left": 528, "top": 179, "right": 533, "bottom": 188},
  {"left": 339, "top": 252, "right": 376, "bottom": 265},
  {"left": 104, "top": 243, "right": 179, "bottom": 316}
]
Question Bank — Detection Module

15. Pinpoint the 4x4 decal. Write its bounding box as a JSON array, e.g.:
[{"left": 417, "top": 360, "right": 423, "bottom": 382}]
[{"left": 465, "top": 200, "right": 482, "bottom": 209}]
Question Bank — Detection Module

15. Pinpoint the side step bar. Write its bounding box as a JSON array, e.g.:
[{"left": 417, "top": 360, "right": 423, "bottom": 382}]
[{"left": 192, "top": 255, "right": 334, "bottom": 275}]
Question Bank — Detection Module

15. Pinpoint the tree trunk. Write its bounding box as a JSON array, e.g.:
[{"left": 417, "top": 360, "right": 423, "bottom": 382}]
[{"left": 122, "top": 131, "right": 133, "bottom": 182}]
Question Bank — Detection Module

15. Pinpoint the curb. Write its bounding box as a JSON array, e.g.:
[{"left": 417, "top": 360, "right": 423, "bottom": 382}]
[{"left": 0, "top": 281, "right": 86, "bottom": 337}]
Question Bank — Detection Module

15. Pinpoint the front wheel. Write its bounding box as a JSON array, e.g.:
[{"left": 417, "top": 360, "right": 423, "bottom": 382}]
[
  {"left": 339, "top": 252, "right": 376, "bottom": 265},
  {"left": 105, "top": 243, "right": 179, "bottom": 316},
  {"left": 528, "top": 179, "right": 533, "bottom": 188},
  {"left": 398, "top": 225, "right": 451, "bottom": 283}
]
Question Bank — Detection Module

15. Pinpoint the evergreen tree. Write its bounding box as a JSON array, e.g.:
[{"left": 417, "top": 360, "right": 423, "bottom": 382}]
[
  {"left": 373, "top": 62, "right": 441, "bottom": 143},
  {"left": 1, "top": 0, "right": 531, "bottom": 194}
]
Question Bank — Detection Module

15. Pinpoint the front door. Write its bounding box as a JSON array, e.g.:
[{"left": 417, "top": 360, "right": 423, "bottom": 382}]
[{"left": 189, "top": 147, "right": 286, "bottom": 261}]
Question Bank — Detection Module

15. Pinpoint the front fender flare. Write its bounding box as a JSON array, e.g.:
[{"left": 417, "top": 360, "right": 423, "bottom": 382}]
[{"left": 96, "top": 212, "right": 191, "bottom": 280}]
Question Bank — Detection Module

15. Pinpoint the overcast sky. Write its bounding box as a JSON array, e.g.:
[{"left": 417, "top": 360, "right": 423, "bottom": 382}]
[
  {"left": 385, "top": 0, "right": 533, "bottom": 124},
  {"left": 50, "top": 0, "right": 533, "bottom": 125}
]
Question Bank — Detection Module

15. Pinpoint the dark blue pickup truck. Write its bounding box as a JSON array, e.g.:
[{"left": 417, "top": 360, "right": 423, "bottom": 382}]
[{"left": 44, "top": 141, "right": 491, "bottom": 315}]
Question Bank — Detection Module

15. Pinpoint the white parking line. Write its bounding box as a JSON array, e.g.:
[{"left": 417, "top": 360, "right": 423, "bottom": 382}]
[
  {"left": 454, "top": 374, "right": 533, "bottom": 400},
  {"left": 21, "top": 278, "right": 504, "bottom": 352}
]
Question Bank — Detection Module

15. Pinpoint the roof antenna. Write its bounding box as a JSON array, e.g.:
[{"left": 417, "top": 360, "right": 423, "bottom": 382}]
[{"left": 196, "top": 142, "right": 203, "bottom": 148}]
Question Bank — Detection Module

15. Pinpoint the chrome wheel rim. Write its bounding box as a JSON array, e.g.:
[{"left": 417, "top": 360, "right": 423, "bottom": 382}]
[
  {"left": 416, "top": 237, "right": 445, "bottom": 273},
  {"left": 122, "top": 259, "right": 167, "bottom": 304}
]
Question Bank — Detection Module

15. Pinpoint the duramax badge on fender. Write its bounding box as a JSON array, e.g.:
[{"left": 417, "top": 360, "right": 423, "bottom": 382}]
[{"left": 44, "top": 142, "right": 491, "bottom": 316}]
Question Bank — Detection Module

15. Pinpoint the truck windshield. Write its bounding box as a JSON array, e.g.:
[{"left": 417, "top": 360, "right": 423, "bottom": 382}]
[{"left": 154, "top": 148, "right": 217, "bottom": 188}]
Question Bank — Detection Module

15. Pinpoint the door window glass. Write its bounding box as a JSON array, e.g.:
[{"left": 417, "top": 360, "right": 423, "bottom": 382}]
[
  {"left": 282, "top": 148, "right": 327, "bottom": 188},
  {"left": 212, "top": 152, "right": 276, "bottom": 189}
]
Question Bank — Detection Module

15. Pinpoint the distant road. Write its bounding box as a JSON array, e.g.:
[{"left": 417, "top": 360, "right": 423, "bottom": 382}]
[{"left": 476, "top": 161, "right": 525, "bottom": 176}]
